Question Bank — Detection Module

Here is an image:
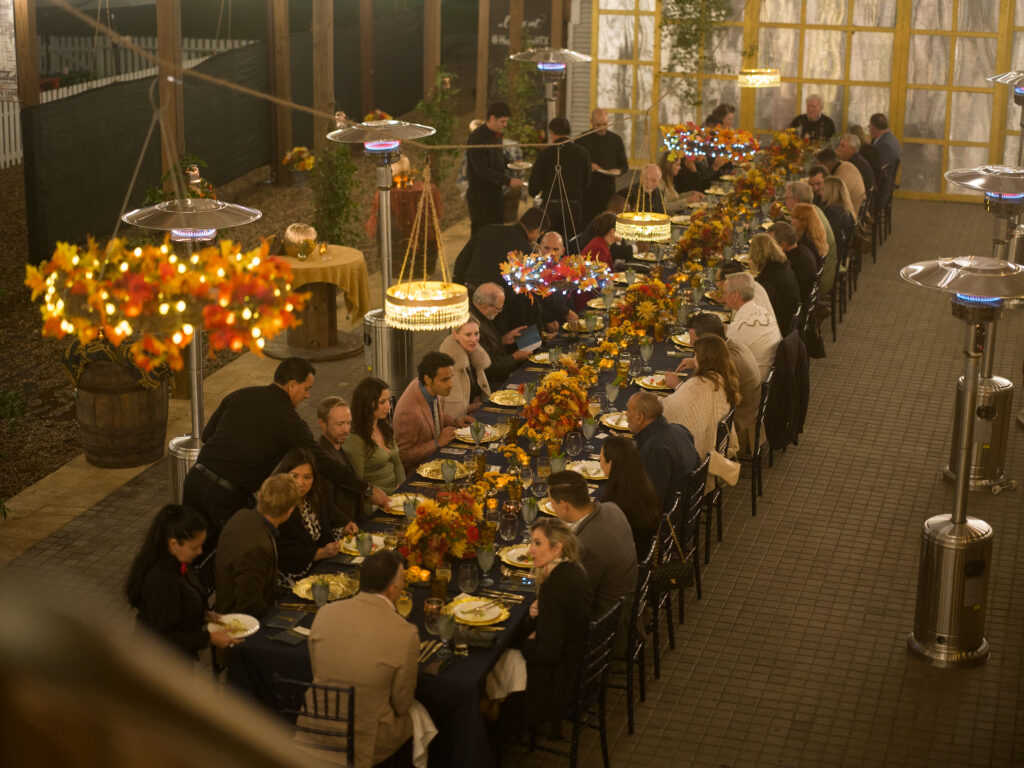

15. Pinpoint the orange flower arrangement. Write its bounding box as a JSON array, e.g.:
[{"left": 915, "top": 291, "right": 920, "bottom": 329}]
[
  {"left": 24, "top": 237, "right": 307, "bottom": 372},
  {"left": 764, "top": 129, "right": 810, "bottom": 175},
  {"left": 674, "top": 206, "right": 735, "bottom": 262},
  {"left": 518, "top": 369, "right": 589, "bottom": 443},
  {"left": 399, "top": 489, "right": 482, "bottom": 567},
  {"left": 282, "top": 146, "right": 316, "bottom": 171}
]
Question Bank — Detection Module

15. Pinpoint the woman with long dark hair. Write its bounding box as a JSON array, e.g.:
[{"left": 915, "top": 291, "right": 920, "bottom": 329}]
[
  {"left": 125, "top": 504, "right": 236, "bottom": 658},
  {"left": 273, "top": 446, "right": 356, "bottom": 579},
  {"left": 599, "top": 435, "right": 661, "bottom": 558},
  {"left": 344, "top": 377, "right": 406, "bottom": 517}
]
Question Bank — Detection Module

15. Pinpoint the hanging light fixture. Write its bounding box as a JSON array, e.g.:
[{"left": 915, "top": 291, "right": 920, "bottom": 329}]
[
  {"left": 616, "top": 111, "right": 672, "bottom": 244},
  {"left": 509, "top": 47, "right": 592, "bottom": 126},
  {"left": 737, "top": 68, "right": 781, "bottom": 88}
]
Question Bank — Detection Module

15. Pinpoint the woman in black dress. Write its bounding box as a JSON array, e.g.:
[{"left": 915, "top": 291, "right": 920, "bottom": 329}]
[
  {"left": 599, "top": 435, "right": 660, "bottom": 559},
  {"left": 517, "top": 517, "right": 594, "bottom": 727},
  {"left": 125, "top": 504, "right": 236, "bottom": 658},
  {"left": 273, "top": 446, "right": 357, "bottom": 579},
  {"left": 748, "top": 233, "right": 801, "bottom": 334}
]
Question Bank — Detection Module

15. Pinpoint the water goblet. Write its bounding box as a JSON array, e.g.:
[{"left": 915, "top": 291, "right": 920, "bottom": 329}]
[
  {"left": 582, "top": 416, "right": 598, "bottom": 451},
  {"left": 403, "top": 496, "right": 419, "bottom": 519},
  {"left": 441, "top": 459, "right": 457, "bottom": 489},
  {"left": 628, "top": 354, "right": 642, "bottom": 382},
  {"left": 584, "top": 312, "right": 598, "bottom": 342},
  {"left": 311, "top": 578, "right": 330, "bottom": 608},
  {"left": 550, "top": 453, "right": 567, "bottom": 473},
  {"left": 564, "top": 432, "right": 583, "bottom": 461},
  {"left": 470, "top": 420, "right": 487, "bottom": 448},
  {"left": 519, "top": 464, "right": 534, "bottom": 495},
  {"left": 423, "top": 598, "right": 443, "bottom": 636},
  {"left": 625, "top": 268, "right": 637, "bottom": 285},
  {"left": 477, "top": 543, "right": 496, "bottom": 587},
  {"left": 436, "top": 609, "right": 456, "bottom": 660},
  {"left": 532, "top": 478, "right": 548, "bottom": 504},
  {"left": 434, "top": 560, "right": 452, "bottom": 590},
  {"left": 499, "top": 512, "right": 519, "bottom": 546},
  {"left": 523, "top": 381, "right": 537, "bottom": 402},
  {"left": 604, "top": 380, "right": 620, "bottom": 409},
  {"left": 549, "top": 347, "right": 561, "bottom": 367},
  {"left": 356, "top": 531, "right": 374, "bottom": 557},
  {"left": 458, "top": 562, "right": 479, "bottom": 594},
  {"left": 396, "top": 590, "right": 413, "bottom": 619},
  {"left": 520, "top": 497, "right": 538, "bottom": 543},
  {"left": 588, "top": 397, "right": 602, "bottom": 418},
  {"left": 639, "top": 337, "right": 654, "bottom": 373}
]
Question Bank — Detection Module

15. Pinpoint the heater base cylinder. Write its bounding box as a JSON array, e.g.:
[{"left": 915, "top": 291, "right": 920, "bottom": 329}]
[
  {"left": 907, "top": 514, "right": 992, "bottom": 668},
  {"left": 943, "top": 375, "right": 1014, "bottom": 491}
]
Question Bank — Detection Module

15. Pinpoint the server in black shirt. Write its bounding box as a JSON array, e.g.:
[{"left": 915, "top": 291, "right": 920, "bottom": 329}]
[
  {"left": 529, "top": 117, "right": 591, "bottom": 246},
  {"left": 575, "top": 108, "right": 629, "bottom": 224},
  {"left": 466, "top": 101, "right": 525, "bottom": 235}
]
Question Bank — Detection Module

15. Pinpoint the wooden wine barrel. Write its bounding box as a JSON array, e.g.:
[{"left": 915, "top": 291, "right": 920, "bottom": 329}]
[{"left": 76, "top": 361, "right": 168, "bottom": 468}]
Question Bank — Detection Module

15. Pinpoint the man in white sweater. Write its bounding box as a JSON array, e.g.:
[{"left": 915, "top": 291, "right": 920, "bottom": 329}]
[{"left": 722, "top": 272, "right": 780, "bottom": 380}]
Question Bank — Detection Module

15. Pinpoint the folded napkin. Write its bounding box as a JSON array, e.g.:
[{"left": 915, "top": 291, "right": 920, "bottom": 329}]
[
  {"left": 409, "top": 700, "right": 438, "bottom": 768},
  {"left": 485, "top": 648, "right": 528, "bottom": 700}
]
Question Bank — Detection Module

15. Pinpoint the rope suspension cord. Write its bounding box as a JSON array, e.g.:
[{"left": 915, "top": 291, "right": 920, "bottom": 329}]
[{"left": 396, "top": 156, "right": 450, "bottom": 286}]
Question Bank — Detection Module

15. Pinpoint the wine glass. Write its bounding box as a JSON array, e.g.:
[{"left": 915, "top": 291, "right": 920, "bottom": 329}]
[
  {"left": 604, "top": 379, "right": 620, "bottom": 410},
  {"left": 564, "top": 432, "right": 583, "bottom": 463},
  {"left": 396, "top": 590, "right": 413, "bottom": 618},
  {"left": 423, "top": 598, "right": 442, "bottom": 636},
  {"left": 441, "top": 459, "right": 458, "bottom": 489},
  {"left": 520, "top": 497, "right": 538, "bottom": 543},
  {"left": 532, "top": 478, "right": 548, "bottom": 507},
  {"left": 436, "top": 609, "right": 456, "bottom": 660},
  {"left": 477, "top": 543, "right": 496, "bottom": 587},
  {"left": 519, "top": 464, "right": 534, "bottom": 496},
  {"left": 434, "top": 561, "right": 452, "bottom": 594},
  {"left": 584, "top": 312, "right": 598, "bottom": 342},
  {"left": 458, "top": 563, "right": 479, "bottom": 594},
  {"left": 588, "top": 397, "right": 602, "bottom": 418},
  {"left": 499, "top": 512, "right": 519, "bottom": 546},
  {"left": 639, "top": 337, "right": 654, "bottom": 374},
  {"left": 549, "top": 347, "right": 561, "bottom": 367},
  {"left": 628, "top": 354, "right": 642, "bottom": 382},
  {"left": 582, "top": 416, "right": 598, "bottom": 451}
]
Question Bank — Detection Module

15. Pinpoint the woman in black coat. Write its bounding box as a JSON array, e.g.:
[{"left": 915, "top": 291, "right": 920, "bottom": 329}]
[
  {"left": 126, "top": 504, "right": 236, "bottom": 659},
  {"left": 599, "top": 435, "right": 661, "bottom": 559},
  {"left": 273, "top": 446, "right": 358, "bottom": 579},
  {"left": 748, "top": 233, "right": 801, "bottom": 335},
  {"left": 517, "top": 517, "right": 594, "bottom": 727}
]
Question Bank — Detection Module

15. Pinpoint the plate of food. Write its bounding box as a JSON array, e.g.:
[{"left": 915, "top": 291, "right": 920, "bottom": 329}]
[
  {"left": 612, "top": 271, "right": 629, "bottom": 284},
  {"left": 529, "top": 351, "right": 551, "bottom": 365},
  {"left": 490, "top": 389, "right": 526, "bottom": 407},
  {"left": 499, "top": 544, "right": 534, "bottom": 569},
  {"left": 670, "top": 214, "right": 691, "bottom": 225},
  {"left": 562, "top": 317, "right": 605, "bottom": 333},
  {"left": 686, "top": 200, "right": 708, "bottom": 209},
  {"left": 719, "top": 174, "right": 736, "bottom": 182},
  {"left": 632, "top": 251, "right": 667, "bottom": 262},
  {"left": 386, "top": 492, "right": 428, "bottom": 515},
  {"left": 207, "top": 613, "right": 260, "bottom": 638},
  {"left": 568, "top": 460, "right": 607, "bottom": 480},
  {"left": 539, "top": 498, "right": 557, "bottom": 516},
  {"left": 455, "top": 424, "right": 501, "bottom": 443},
  {"left": 707, "top": 186, "right": 729, "bottom": 195},
  {"left": 450, "top": 596, "right": 511, "bottom": 626},
  {"left": 417, "top": 459, "right": 470, "bottom": 481},
  {"left": 600, "top": 411, "right": 630, "bottom": 431},
  {"left": 291, "top": 573, "right": 359, "bottom": 602},
  {"left": 507, "top": 161, "right": 532, "bottom": 171},
  {"left": 339, "top": 533, "right": 385, "bottom": 556},
  {"left": 636, "top": 374, "right": 673, "bottom": 391},
  {"left": 586, "top": 296, "right": 625, "bottom": 310},
  {"left": 671, "top": 333, "right": 692, "bottom": 348}
]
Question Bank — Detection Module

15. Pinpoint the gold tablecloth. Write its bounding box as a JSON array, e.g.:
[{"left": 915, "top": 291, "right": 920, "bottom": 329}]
[{"left": 280, "top": 245, "right": 370, "bottom": 322}]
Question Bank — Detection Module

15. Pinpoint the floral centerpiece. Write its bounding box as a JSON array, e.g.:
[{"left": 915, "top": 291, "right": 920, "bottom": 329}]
[
  {"left": 518, "top": 369, "right": 589, "bottom": 443},
  {"left": 24, "top": 237, "right": 307, "bottom": 372},
  {"left": 763, "top": 129, "right": 809, "bottom": 175},
  {"left": 399, "top": 489, "right": 482, "bottom": 567},
  {"left": 674, "top": 206, "right": 735, "bottom": 263},
  {"left": 605, "top": 318, "right": 645, "bottom": 348},
  {"left": 610, "top": 276, "right": 677, "bottom": 333},
  {"left": 500, "top": 250, "right": 612, "bottom": 297},
  {"left": 585, "top": 339, "right": 620, "bottom": 368},
  {"left": 282, "top": 146, "right": 316, "bottom": 172},
  {"left": 731, "top": 166, "right": 778, "bottom": 210}
]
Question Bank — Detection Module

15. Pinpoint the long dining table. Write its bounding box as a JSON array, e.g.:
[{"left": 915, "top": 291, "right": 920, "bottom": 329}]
[{"left": 226, "top": 253, "right": 733, "bottom": 767}]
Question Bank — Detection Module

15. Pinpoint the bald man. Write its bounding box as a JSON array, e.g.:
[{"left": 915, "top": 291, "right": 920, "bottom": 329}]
[
  {"left": 625, "top": 391, "right": 700, "bottom": 513},
  {"left": 576, "top": 108, "right": 629, "bottom": 223},
  {"left": 627, "top": 164, "right": 667, "bottom": 215},
  {"left": 538, "top": 231, "right": 580, "bottom": 330}
]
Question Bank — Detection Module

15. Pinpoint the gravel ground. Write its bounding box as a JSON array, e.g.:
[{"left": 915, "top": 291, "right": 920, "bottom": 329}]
[{"left": 0, "top": 138, "right": 467, "bottom": 506}]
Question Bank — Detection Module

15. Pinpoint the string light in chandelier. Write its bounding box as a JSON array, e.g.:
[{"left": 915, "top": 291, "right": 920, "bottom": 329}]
[
  {"left": 663, "top": 123, "right": 759, "bottom": 164},
  {"left": 500, "top": 250, "right": 613, "bottom": 297}
]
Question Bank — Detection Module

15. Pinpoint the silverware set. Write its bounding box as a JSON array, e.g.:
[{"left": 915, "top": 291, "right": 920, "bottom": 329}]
[
  {"left": 479, "top": 589, "right": 527, "bottom": 603},
  {"left": 418, "top": 639, "right": 443, "bottom": 663}
]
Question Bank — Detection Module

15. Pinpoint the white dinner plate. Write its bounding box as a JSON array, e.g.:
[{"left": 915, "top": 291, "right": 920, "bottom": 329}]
[{"left": 208, "top": 613, "right": 259, "bottom": 639}]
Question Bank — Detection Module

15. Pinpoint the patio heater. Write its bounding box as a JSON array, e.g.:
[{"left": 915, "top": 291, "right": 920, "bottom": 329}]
[
  {"left": 901, "top": 255, "right": 1024, "bottom": 667},
  {"left": 122, "top": 195, "right": 262, "bottom": 503},
  {"left": 509, "top": 48, "right": 591, "bottom": 127},
  {"left": 941, "top": 167, "right": 1024, "bottom": 493},
  {"left": 326, "top": 119, "right": 435, "bottom": 394}
]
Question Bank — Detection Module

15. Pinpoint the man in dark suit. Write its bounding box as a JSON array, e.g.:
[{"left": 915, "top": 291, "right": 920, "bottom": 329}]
[
  {"left": 315, "top": 396, "right": 365, "bottom": 532},
  {"left": 547, "top": 470, "right": 638, "bottom": 616},
  {"left": 214, "top": 473, "right": 299, "bottom": 619},
  {"left": 182, "top": 358, "right": 390, "bottom": 551},
  {"left": 469, "top": 283, "right": 531, "bottom": 387},
  {"left": 576, "top": 107, "right": 629, "bottom": 223},
  {"left": 466, "top": 101, "right": 525, "bottom": 234},
  {"left": 626, "top": 391, "right": 700, "bottom": 513},
  {"left": 529, "top": 117, "right": 591, "bottom": 246}
]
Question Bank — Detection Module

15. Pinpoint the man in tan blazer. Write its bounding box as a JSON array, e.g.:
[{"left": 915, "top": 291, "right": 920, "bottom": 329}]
[
  {"left": 305, "top": 551, "right": 420, "bottom": 767},
  {"left": 393, "top": 351, "right": 474, "bottom": 474}
]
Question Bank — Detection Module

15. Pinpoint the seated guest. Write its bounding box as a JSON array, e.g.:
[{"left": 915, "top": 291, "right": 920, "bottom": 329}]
[
  {"left": 627, "top": 164, "right": 667, "bottom": 215},
  {"left": 836, "top": 132, "right": 875, "bottom": 197},
  {"left": 599, "top": 435, "right": 661, "bottom": 558},
  {"left": 514, "top": 518, "right": 593, "bottom": 728},
  {"left": 469, "top": 283, "right": 531, "bottom": 387},
  {"left": 769, "top": 221, "right": 818, "bottom": 318},
  {"left": 723, "top": 272, "right": 781, "bottom": 380},
  {"left": 716, "top": 259, "right": 774, "bottom": 316},
  {"left": 126, "top": 504, "right": 237, "bottom": 659},
  {"left": 674, "top": 152, "right": 727, "bottom": 194},
  {"left": 668, "top": 312, "right": 761, "bottom": 454},
  {"left": 273, "top": 447, "right": 353, "bottom": 579},
  {"left": 344, "top": 377, "right": 406, "bottom": 516},
  {"left": 806, "top": 163, "right": 830, "bottom": 206},
  {"left": 306, "top": 550, "right": 419, "bottom": 768},
  {"left": 709, "top": 102, "right": 736, "bottom": 128},
  {"left": 815, "top": 146, "right": 865, "bottom": 213},
  {"left": 393, "top": 351, "right": 473, "bottom": 474},
  {"left": 790, "top": 94, "right": 835, "bottom": 142},
  {"left": 538, "top": 231, "right": 580, "bottom": 327},
  {"left": 571, "top": 195, "right": 634, "bottom": 263},
  {"left": 657, "top": 150, "right": 703, "bottom": 214},
  {"left": 440, "top": 317, "right": 491, "bottom": 418},
  {"left": 663, "top": 335, "right": 740, "bottom": 461},
  {"left": 849, "top": 123, "right": 884, "bottom": 199},
  {"left": 626, "top": 391, "right": 700, "bottom": 514},
  {"left": 784, "top": 180, "right": 836, "bottom": 295},
  {"left": 547, "top": 469, "right": 638, "bottom": 616},
  {"left": 789, "top": 203, "right": 828, "bottom": 269},
  {"left": 747, "top": 233, "right": 801, "bottom": 334},
  {"left": 580, "top": 211, "right": 619, "bottom": 268},
  {"left": 214, "top": 473, "right": 300, "bottom": 619},
  {"left": 316, "top": 396, "right": 388, "bottom": 526},
  {"left": 820, "top": 176, "right": 857, "bottom": 257}
]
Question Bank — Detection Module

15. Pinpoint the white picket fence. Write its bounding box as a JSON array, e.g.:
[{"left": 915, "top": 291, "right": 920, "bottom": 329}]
[{"left": 0, "top": 37, "right": 255, "bottom": 169}]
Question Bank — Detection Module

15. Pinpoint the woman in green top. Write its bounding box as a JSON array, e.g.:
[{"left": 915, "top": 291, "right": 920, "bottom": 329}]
[{"left": 343, "top": 377, "right": 406, "bottom": 516}]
